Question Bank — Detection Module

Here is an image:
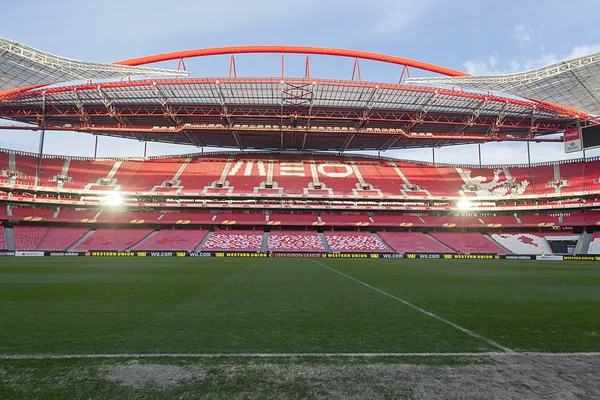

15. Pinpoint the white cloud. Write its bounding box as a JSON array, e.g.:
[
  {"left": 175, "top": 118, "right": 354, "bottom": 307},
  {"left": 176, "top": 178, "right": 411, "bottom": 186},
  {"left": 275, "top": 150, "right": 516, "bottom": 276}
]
[
  {"left": 513, "top": 24, "right": 534, "bottom": 48},
  {"left": 463, "top": 43, "right": 600, "bottom": 76}
]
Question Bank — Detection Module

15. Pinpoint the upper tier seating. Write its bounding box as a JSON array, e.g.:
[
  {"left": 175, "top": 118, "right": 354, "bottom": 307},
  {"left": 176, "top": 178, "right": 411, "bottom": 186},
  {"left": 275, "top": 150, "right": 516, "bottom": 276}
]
[
  {"left": 324, "top": 232, "right": 389, "bottom": 253},
  {"left": 430, "top": 232, "right": 507, "bottom": 254},
  {"left": 370, "top": 215, "right": 426, "bottom": 226},
  {"left": 0, "top": 226, "right": 6, "bottom": 250},
  {"left": 490, "top": 233, "right": 552, "bottom": 255},
  {"left": 13, "top": 226, "right": 89, "bottom": 250},
  {"left": 2, "top": 149, "right": 600, "bottom": 199},
  {"left": 55, "top": 209, "right": 99, "bottom": 222},
  {"left": 73, "top": 228, "right": 152, "bottom": 251},
  {"left": 159, "top": 212, "right": 215, "bottom": 223},
  {"left": 480, "top": 215, "right": 520, "bottom": 227},
  {"left": 267, "top": 231, "right": 325, "bottom": 252},
  {"left": 519, "top": 215, "right": 559, "bottom": 226},
  {"left": 588, "top": 232, "right": 600, "bottom": 254},
  {"left": 268, "top": 213, "right": 320, "bottom": 224},
  {"left": 320, "top": 214, "right": 371, "bottom": 225},
  {"left": 132, "top": 229, "right": 208, "bottom": 251},
  {"left": 97, "top": 211, "right": 161, "bottom": 223},
  {"left": 214, "top": 213, "right": 267, "bottom": 223},
  {"left": 201, "top": 230, "right": 263, "bottom": 251},
  {"left": 12, "top": 207, "right": 55, "bottom": 218},
  {"left": 377, "top": 232, "right": 453, "bottom": 253}
]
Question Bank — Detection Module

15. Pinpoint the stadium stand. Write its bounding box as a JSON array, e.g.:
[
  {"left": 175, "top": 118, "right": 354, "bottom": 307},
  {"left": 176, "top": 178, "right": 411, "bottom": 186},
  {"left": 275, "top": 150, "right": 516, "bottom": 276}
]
[
  {"left": 268, "top": 213, "right": 320, "bottom": 225},
  {"left": 588, "top": 232, "right": 600, "bottom": 254},
  {"left": 430, "top": 232, "right": 507, "bottom": 254},
  {"left": 73, "top": 228, "right": 152, "bottom": 251},
  {"left": 370, "top": 215, "right": 426, "bottom": 226},
  {"left": 13, "top": 226, "right": 89, "bottom": 251},
  {"left": 11, "top": 207, "right": 55, "bottom": 218},
  {"left": 377, "top": 232, "right": 453, "bottom": 253},
  {"left": 320, "top": 213, "right": 371, "bottom": 225},
  {"left": 0, "top": 226, "right": 6, "bottom": 250},
  {"left": 159, "top": 212, "right": 215, "bottom": 223},
  {"left": 214, "top": 213, "right": 267, "bottom": 224},
  {"left": 55, "top": 209, "right": 99, "bottom": 222},
  {"left": 97, "top": 211, "right": 161, "bottom": 223},
  {"left": 201, "top": 230, "right": 264, "bottom": 251},
  {"left": 324, "top": 232, "right": 389, "bottom": 253},
  {"left": 422, "top": 216, "right": 482, "bottom": 227},
  {"left": 132, "top": 229, "right": 208, "bottom": 251},
  {"left": 519, "top": 215, "right": 559, "bottom": 226},
  {"left": 561, "top": 212, "right": 600, "bottom": 226},
  {"left": 479, "top": 215, "right": 520, "bottom": 226},
  {"left": 490, "top": 232, "right": 553, "bottom": 255},
  {"left": 267, "top": 231, "right": 326, "bottom": 252},
  {"left": 3, "top": 150, "right": 600, "bottom": 199}
]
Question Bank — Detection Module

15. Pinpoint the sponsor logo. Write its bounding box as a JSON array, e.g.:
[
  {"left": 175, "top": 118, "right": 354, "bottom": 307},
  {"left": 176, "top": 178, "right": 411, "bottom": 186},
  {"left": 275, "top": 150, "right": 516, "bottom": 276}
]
[
  {"left": 505, "top": 255, "right": 534, "bottom": 260},
  {"left": 270, "top": 253, "right": 327, "bottom": 258},
  {"left": 536, "top": 255, "right": 564, "bottom": 261},
  {"left": 189, "top": 252, "right": 212, "bottom": 257},
  {"left": 327, "top": 253, "right": 370, "bottom": 258},
  {"left": 447, "top": 254, "right": 495, "bottom": 259},
  {"left": 150, "top": 252, "right": 172, "bottom": 257},
  {"left": 563, "top": 256, "right": 600, "bottom": 261},
  {"left": 89, "top": 252, "right": 136, "bottom": 257},
  {"left": 418, "top": 254, "right": 440, "bottom": 259},
  {"left": 15, "top": 251, "right": 45, "bottom": 257},
  {"left": 0, "top": 251, "right": 15, "bottom": 256},
  {"left": 382, "top": 253, "right": 404, "bottom": 259},
  {"left": 48, "top": 252, "right": 80, "bottom": 257}
]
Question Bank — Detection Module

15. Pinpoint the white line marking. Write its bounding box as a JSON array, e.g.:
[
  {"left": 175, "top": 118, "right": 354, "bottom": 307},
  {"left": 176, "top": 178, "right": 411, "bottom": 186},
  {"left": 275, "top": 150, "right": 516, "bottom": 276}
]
[
  {"left": 311, "top": 260, "right": 513, "bottom": 353},
  {"left": 0, "top": 352, "right": 599, "bottom": 360}
]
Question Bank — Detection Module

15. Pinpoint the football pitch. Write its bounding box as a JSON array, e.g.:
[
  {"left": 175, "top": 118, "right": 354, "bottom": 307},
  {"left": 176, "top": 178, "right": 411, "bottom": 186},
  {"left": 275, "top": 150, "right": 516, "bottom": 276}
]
[{"left": 1, "top": 257, "right": 599, "bottom": 399}]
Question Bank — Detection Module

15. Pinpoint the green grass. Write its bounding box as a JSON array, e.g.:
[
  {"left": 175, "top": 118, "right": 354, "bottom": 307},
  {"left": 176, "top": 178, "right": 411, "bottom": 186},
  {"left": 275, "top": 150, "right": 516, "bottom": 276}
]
[{"left": 0, "top": 257, "right": 599, "bottom": 398}]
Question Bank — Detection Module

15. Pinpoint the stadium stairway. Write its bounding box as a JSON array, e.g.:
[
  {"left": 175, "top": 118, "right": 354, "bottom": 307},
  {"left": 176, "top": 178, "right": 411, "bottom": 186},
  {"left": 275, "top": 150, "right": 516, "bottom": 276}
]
[
  {"left": 318, "top": 232, "right": 332, "bottom": 252},
  {"left": 4, "top": 227, "right": 15, "bottom": 250},
  {"left": 372, "top": 232, "right": 394, "bottom": 252},
  {"left": 484, "top": 233, "right": 512, "bottom": 254},
  {"left": 127, "top": 231, "right": 159, "bottom": 251},
  {"left": 261, "top": 231, "right": 269, "bottom": 253},
  {"left": 578, "top": 233, "right": 594, "bottom": 254},
  {"left": 194, "top": 231, "right": 214, "bottom": 252},
  {"left": 67, "top": 230, "right": 96, "bottom": 251}
]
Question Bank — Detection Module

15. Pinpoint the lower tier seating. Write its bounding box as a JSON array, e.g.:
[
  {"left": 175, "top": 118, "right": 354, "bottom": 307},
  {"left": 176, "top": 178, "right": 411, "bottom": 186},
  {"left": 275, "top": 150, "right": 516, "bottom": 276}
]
[
  {"left": 13, "top": 226, "right": 89, "bottom": 250},
  {"left": 201, "top": 230, "right": 264, "bottom": 251},
  {"left": 73, "top": 228, "right": 152, "bottom": 251},
  {"left": 377, "top": 232, "right": 453, "bottom": 253},
  {"left": 430, "top": 232, "right": 507, "bottom": 254},
  {"left": 490, "top": 233, "right": 552, "bottom": 255},
  {"left": 132, "top": 229, "right": 208, "bottom": 251},
  {"left": 324, "top": 232, "right": 388, "bottom": 252},
  {"left": 588, "top": 232, "right": 600, "bottom": 254},
  {"left": 267, "top": 231, "right": 325, "bottom": 252},
  {"left": 0, "top": 226, "right": 6, "bottom": 250}
]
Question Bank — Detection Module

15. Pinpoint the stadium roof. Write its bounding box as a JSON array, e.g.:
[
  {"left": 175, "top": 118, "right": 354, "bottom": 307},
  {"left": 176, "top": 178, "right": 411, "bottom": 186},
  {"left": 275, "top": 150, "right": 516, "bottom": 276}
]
[
  {"left": 0, "top": 78, "right": 571, "bottom": 151},
  {"left": 406, "top": 52, "right": 600, "bottom": 116},
  {"left": 0, "top": 37, "right": 188, "bottom": 93}
]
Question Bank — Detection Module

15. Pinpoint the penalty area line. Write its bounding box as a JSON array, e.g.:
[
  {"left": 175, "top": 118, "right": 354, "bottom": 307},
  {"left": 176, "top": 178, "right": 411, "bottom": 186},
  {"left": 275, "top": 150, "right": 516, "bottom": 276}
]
[
  {"left": 0, "top": 352, "right": 600, "bottom": 360},
  {"left": 311, "top": 260, "right": 513, "bottom": 353}
]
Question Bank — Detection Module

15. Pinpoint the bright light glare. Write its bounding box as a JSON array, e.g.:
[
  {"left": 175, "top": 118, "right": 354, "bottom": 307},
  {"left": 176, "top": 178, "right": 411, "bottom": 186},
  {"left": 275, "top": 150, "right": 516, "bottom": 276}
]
[
  {"left": 104, "top": 192, "right": 124, "bottom": 206},
  {"left": 456, "top": 198, "right": 472, "bottom": 210}
]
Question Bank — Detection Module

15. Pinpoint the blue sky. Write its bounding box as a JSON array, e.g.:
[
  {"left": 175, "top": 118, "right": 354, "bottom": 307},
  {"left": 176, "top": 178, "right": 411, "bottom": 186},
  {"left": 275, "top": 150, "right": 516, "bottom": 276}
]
[{"left": 1, "top": 0, "right": 598, "bottom": 164}]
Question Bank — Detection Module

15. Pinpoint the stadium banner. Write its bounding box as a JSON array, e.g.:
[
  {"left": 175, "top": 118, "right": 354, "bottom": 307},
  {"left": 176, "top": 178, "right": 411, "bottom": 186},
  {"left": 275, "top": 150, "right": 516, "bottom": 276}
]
[
  {"left": 188, "top": 252, "right": 213, "bottom": 257},
  {"left": 536, "top": 255, "right": 564, "bottom": 261},
  {"left": 213, "top": 252, "right": 269, "bottom": 258},
  {"left": 15, "top": 251, "right": 45, "bottom": 257},
  {"left": 0, "top": 251, "right": 16, "bottom": 256},
  {"left": 564, "top": 128, "right": 582, "bottom": 153}
]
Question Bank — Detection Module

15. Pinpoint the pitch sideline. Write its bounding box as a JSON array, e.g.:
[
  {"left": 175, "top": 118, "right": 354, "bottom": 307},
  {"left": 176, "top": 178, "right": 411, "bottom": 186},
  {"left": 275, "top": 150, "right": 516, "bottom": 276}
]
[
  {"left": 0, "top": 352, "right": 599, "bottom": 360},
  {"left": 311, "top": 260, "right": 513, "bottom": 353}
]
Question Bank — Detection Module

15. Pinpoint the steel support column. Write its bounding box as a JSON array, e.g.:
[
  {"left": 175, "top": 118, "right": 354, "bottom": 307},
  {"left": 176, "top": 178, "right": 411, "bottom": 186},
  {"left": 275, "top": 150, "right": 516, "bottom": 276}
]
[{"left": 34, "top": 93, "right": 46, "bottom": 187}]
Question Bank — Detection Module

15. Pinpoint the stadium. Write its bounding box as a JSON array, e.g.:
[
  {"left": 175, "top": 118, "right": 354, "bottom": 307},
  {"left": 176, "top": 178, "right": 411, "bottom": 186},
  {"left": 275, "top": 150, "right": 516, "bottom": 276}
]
[{"left": 1, "top": 34, "right": 600, "bottom": 398}]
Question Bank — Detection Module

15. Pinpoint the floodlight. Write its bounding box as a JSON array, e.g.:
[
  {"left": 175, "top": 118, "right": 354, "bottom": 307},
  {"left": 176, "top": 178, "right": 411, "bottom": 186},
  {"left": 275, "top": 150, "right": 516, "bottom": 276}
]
[
  {"left": 456, "top": 198, "right": 472, "bottom": 211},
  {"left": 104, "top": 192, "right": 124, "bottom": 206}
]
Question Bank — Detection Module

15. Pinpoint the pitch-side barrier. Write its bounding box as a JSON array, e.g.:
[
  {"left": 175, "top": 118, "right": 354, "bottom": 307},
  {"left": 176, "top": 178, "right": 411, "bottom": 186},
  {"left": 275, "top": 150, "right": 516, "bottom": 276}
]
[{"left": 0, "top": 251, "right": 599, "bottom": 261}]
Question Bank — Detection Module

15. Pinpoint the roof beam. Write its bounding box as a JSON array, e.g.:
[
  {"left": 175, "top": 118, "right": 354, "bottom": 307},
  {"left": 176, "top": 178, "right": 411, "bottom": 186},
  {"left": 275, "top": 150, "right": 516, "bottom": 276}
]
[
  {"left": 356, "top": 86, "right": 380, "bottom": 129},
  {"left": 402, "top": 91, "right": 438, "bottom": 133},
  {"left": 340, "top": 134, "right": 356, "bottom": 152},
  {"left": 451, "top": 98, "right": 487, "bottom": 134}
]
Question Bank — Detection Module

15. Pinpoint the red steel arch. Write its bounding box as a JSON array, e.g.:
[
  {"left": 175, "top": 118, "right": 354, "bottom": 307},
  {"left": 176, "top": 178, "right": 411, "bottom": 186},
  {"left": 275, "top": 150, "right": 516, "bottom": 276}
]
[{"left": 114, "top": 45, "right": 470, "bottom": 77}]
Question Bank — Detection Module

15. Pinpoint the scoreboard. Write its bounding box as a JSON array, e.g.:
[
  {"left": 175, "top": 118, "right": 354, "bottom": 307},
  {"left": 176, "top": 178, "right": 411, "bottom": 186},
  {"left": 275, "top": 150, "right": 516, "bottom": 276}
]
[{"left": 564, "top": 124, "right": 600, "bottom": 153}]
